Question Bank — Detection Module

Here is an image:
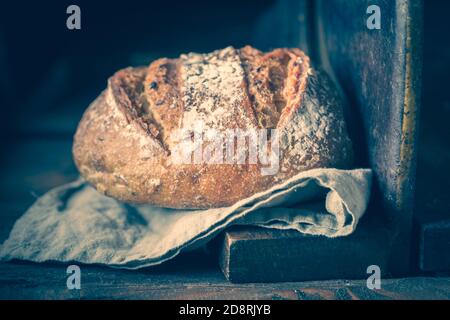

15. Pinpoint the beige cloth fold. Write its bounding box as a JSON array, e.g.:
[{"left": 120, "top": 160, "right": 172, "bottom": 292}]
[{"left": 0, "top": 168, "right": 371, "bottom": 269}]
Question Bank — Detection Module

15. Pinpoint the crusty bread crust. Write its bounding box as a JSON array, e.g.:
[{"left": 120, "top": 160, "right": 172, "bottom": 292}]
[{"left": 73, "top": 46, "right": 353, "bottom": 208}]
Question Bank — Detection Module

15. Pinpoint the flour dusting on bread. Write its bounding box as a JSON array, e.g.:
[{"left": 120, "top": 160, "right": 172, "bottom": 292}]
[
  {"left": 73, "top": 46, "right": 353, "bottom": 208},
  {"left": 180, "top": 47, "right": 256, "bottom": 131}
]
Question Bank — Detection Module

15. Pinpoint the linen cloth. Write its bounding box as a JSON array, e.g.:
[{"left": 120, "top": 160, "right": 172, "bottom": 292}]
[{"left": 0, "top": 168, "right": 372, "bottom": 269}]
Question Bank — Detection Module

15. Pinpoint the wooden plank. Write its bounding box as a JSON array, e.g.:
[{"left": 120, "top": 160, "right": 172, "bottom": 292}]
[
  {"left": 219, "top": 219, "right": 390, "bottom": 283},
  {"left": 0, "top": 261, "right": 449, "bottom": 300}
]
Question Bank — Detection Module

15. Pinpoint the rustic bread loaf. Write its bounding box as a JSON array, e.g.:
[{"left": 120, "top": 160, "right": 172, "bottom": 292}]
[{"left": 73, "top": 46, "right": 353, "bottom": 209}]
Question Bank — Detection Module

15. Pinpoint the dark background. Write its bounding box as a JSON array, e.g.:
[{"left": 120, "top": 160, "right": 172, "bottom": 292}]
[
  {"left": 0, "top": 0, "right": 276, "bottom": 140},
  {"left": 0, "top": 0, "right": 448, "bottom": 272}
]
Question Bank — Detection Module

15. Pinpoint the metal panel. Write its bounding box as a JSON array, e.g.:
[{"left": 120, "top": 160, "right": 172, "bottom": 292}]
[{"left": 219, "top": 0, "right": 423, "bottom": 282}]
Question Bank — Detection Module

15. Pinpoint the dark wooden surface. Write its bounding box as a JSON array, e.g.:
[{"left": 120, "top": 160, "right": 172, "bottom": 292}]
[
  {"left": 219, "top": 222, "right": 390, "bottom": 283},
  {"left": 1, "top": 261, "right": 449, "bottom": 300}
]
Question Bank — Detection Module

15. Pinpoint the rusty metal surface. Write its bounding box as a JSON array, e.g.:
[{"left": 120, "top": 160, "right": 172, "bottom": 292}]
[{"left": 315, "top": 0, "right": 422, "bottom": 275}]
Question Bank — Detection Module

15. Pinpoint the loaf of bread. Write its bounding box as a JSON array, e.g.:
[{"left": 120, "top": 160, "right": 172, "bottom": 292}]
[{"left": 73, "top": 46, "right": 353, "bottom": 209}]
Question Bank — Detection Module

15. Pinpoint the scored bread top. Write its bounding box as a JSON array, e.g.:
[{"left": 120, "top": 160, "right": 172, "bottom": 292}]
[
  {"left": 112, "top": 46, "right": 310, "bottom": 150},
  {"left": 73, "top": 46, "right": 353, "bottom": 208}
]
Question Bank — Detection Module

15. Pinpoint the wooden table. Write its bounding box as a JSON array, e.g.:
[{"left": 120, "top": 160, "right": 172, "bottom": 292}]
[
  {"left": 2, "top": 260, "right": 450, "bottom": 300},
  {"left": 0, "top": 135, "right": 449, "bottom": 300}
]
